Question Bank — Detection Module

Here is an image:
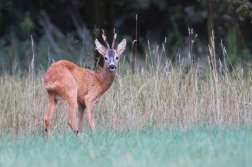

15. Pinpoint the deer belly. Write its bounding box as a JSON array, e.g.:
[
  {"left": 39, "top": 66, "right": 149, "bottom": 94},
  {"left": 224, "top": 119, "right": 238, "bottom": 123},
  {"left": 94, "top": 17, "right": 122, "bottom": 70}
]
[{"left": 55, "top": 94, "right": 63, "bottom": 101}]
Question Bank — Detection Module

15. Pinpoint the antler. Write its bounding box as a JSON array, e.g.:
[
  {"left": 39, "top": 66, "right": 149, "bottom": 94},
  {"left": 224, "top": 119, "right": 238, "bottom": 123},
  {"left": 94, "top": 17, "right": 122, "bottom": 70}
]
[
  {"left": 111, "top": 29, "right": 117, "bottom": 49},
  {"left": 102, "top": 29, "right": 110, "bottom": 49}
]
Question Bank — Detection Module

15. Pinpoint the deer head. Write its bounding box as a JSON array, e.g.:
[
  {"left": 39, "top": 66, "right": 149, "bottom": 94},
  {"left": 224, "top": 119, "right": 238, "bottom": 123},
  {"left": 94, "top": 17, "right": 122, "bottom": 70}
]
[{"left": 95, "top": 29, "right": 126, "bottom": 71}]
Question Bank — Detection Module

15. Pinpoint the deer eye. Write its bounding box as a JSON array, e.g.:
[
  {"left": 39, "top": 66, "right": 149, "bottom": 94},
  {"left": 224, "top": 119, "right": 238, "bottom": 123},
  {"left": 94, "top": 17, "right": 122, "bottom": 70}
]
[
  {"left": 116, "top": 57, "right": 119, "bottom": 60},
  {"left": 104, "top": 57, "right": 108, "bottom": 61}
]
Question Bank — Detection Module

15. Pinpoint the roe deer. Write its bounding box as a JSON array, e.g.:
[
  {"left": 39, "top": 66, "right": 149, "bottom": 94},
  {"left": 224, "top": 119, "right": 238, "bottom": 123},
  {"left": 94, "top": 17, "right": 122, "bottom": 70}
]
[{"left": 44, "top": 30, "right": 126, "bottom": 137}]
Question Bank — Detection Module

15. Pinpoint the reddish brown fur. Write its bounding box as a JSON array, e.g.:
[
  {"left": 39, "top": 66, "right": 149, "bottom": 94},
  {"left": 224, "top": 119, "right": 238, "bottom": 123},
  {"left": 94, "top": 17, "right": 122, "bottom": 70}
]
[{"left": 44, "top": 33, "right": 126, "bottom": 137}]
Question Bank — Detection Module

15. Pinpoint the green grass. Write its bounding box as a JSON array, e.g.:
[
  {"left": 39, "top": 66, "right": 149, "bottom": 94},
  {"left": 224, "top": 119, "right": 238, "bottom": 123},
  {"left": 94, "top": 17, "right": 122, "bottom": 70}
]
[{"left": 0, "top": 127, "right": 252, "bottom": 167}]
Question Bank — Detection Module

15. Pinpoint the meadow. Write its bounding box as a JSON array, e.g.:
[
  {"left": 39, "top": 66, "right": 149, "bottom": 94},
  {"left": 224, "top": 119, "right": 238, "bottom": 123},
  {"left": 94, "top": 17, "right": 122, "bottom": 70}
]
[
  {"left": 0, "top": 52, "right": 252, "bottom": 166},
  {"left": 1, "top": 127, "right": 252, "bottom": 167}
]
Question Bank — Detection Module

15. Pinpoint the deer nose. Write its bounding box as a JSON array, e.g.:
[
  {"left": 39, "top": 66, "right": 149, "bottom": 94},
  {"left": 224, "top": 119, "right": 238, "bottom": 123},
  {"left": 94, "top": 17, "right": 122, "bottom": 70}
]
[{"left": 109, "top": 64, "right": 116, "bottom": 70}]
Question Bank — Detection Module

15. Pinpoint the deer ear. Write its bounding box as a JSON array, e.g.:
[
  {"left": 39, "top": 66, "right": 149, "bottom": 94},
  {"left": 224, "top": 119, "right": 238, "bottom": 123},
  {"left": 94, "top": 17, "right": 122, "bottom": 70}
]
[
  {"left": 95, "top": 39, "right": 107, "bottom": 56},
  {"left": 116, "top": 39, "right": 126, "bottom": 56}
]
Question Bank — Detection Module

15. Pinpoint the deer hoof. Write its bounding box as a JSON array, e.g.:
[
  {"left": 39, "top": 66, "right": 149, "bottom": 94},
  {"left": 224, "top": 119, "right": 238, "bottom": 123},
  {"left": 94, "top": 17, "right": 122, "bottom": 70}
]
[{"left": 74, "top": 130, "right": 79, "bottom": 135}]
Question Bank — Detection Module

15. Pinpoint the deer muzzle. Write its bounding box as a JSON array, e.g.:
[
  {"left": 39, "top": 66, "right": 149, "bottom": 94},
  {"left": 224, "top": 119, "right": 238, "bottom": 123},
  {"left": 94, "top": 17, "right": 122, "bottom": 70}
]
[{"left": 108, "top": 64, "right": 116, "bottom": 70}]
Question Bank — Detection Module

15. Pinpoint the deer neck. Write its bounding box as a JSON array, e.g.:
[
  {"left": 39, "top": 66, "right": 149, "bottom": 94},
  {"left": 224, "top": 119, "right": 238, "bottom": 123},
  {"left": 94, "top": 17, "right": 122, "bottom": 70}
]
[{"left": 96, "top": 66, "right": 116, "bottom": 94}]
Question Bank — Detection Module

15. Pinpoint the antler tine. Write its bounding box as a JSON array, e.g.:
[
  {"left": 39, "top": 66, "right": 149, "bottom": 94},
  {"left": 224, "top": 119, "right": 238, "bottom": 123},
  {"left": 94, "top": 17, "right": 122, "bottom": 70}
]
[
  {"left": 102, "top": 29, "right": 110, "bottom": 49},
  {"left": 111, "top": 29, "right": 117, "bottom": 49}
]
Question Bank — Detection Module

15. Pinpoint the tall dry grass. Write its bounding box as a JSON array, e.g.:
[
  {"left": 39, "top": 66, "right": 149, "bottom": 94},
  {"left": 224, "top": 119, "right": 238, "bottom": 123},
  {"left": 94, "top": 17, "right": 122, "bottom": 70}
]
[{"left": 0, "top": 59, "right": 251, "bottom": 136}]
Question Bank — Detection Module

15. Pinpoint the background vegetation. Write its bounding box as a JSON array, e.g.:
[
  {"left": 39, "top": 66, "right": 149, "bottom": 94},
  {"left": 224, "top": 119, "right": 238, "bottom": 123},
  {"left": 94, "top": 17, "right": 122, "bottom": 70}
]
[{"left": 0, "top": 0, "right": 252, "bottom": 73}]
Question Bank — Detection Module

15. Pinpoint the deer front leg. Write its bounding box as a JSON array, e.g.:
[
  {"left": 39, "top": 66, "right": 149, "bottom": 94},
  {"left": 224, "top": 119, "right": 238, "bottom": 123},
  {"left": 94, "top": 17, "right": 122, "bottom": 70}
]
[
  {"left": 85, "top": 100, "right": 95, "bottom": 133},
  {"left": 78, "top": 104, "right": 85, "bottom": 133}
]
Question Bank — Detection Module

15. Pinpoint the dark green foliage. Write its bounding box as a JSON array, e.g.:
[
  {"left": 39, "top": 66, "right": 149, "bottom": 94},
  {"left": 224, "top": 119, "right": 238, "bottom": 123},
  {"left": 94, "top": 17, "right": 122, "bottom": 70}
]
[{"left": 0, "top": 0, "right": 251, "bottom": 73}]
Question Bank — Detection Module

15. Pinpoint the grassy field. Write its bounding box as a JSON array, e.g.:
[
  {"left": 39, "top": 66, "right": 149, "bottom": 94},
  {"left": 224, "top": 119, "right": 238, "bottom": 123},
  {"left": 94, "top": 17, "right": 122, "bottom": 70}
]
[
  {"left": 0, "top": 127, "right": 252, "bottom": 167},
  {"left": 0, "top": 58, "right": 252, "bottom": 166}
]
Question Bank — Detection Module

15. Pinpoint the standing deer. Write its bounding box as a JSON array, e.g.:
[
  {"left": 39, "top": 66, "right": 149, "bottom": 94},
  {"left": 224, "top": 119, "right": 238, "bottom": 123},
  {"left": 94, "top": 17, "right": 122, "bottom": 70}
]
[{"left": 44, "top": 30, "right": 126, "bottom": 137}]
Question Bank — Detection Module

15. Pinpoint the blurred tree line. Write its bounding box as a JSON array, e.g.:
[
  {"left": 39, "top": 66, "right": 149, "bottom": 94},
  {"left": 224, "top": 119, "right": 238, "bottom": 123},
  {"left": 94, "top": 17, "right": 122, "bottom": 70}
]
[{"left": 0, "top": 0, "right": 251, "bottom": 73}]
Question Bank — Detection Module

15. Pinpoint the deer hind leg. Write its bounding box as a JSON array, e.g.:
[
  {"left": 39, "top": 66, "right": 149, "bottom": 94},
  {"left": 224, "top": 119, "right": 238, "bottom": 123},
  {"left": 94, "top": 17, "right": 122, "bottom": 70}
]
[
  {"left": 85, "top": 100, "right": 95, "bottom": 133},
  {"left": 45, "top": 92, "right": 57, "bottom": 138},
  {"left": 78, "top": 104, "right": 85, "bottom": 134},
  {"left": 66, "top": 93, "right": 79, "bottom": 135}
]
